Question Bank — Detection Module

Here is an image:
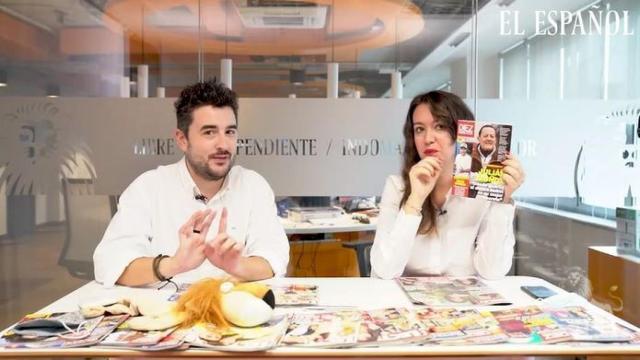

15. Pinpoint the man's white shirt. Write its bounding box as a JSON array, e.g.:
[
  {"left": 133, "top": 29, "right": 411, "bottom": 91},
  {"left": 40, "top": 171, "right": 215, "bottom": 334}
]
[
  {"left": 454, "top": 153, "right": 471, "bottom": 173},
  {"left": 93, "top": 158, "right": 289, "bottom": 287}
]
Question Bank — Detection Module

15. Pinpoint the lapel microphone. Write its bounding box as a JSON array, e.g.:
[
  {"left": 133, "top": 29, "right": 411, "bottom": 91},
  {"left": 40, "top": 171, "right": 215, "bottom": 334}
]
[
  {"left": 438, "top": 209, "right": 447, "bottom": 216},
  {"left": 194, "top": 194, "right": 208, "bottom": 203}
]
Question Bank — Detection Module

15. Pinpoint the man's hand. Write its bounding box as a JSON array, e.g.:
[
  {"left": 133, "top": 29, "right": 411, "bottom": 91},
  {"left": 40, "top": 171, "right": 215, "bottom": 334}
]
[
  {"left": 204, "top": 207, "right": 245, "bottom": 275},
  {"left": 163, "top": 209, "right": 215, "bottom": 277}
]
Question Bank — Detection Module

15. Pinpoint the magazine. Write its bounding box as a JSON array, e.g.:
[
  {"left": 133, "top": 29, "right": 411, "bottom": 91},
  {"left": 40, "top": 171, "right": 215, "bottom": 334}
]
[
  {"left": 168, "top": 283, "right": 318, "bottom": 307},
  {"left": 6, "top": 311, "right": 87, "bottom": 338},
  {"left": 280, "top": 310, "right": 360, "bottom": 348},
  {"left": 490, "top": 306, "right": 570, "bottom": 344},
  {"left": 99, "top": 326, "right": 177, "bottom": 347},
  {"left": 414, "top": 307, "right": 507, "bottom": 345},
  {"left": 272, "top": 284, "right": 319, "bottom": 306},
  {"left": 397, "top": 277, "right": 510, "bottom": 306},
  {"left": 357, "top": 307, "right": 429, "bottom": 346},
  {"left": 119, "top": 329, "right": 189, "bottom": 351},
  {"left": 189, "top": 314, "right": 289, "bottom": 352},
  {"left": 452, "top": 120, "right": 513, "bottom": 202},
  {"left": 167, "top": 283, "right": 193, "bottom": 302},
  {"left": 546, "top": 306, "right": 636, "bottom": 342},
  {"left": 0, "top": 315, "right": 128, "bottom": 349}
]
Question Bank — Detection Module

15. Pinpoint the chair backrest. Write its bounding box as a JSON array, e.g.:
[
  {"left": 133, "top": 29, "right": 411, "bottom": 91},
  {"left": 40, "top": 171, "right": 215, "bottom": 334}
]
[
  {"left": 362, "top": 242, "right": 372, "bottom": 277},
  {"left": 59, "top": 179, "right": 116, "bottom": 280},
  {"left": 342, "top": 239, "right": 373, "bottom": 277}
]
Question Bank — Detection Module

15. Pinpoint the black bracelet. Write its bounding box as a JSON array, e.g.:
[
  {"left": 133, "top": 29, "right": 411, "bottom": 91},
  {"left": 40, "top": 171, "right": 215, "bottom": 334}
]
[{"left": 152, "top": 254, "right": 171, "bottom": 282}]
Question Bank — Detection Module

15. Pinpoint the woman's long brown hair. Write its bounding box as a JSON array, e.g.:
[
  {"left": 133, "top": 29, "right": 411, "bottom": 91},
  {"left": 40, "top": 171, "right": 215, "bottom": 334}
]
[{"left": 400, "top": 91, "right": 474, "bottom": 234}]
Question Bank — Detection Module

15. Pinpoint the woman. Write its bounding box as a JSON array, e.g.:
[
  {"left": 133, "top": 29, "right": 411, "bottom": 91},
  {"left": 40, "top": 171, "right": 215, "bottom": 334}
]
[{"left": 370, "top": 91, "right": 525, "bottom": 280}]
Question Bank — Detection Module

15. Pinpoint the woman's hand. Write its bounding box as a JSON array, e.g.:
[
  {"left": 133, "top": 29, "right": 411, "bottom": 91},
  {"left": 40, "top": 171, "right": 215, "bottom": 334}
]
[
  {"left": 405, "top": 157, "right": 442, "bottom": 214},
  {"left": 502, "top": 153, "right": 525, "bottom": 203}
]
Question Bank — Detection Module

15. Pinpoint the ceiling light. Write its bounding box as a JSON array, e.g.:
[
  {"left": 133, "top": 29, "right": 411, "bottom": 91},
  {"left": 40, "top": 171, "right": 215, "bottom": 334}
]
[
  {"left": 497, "top": 0, "right": 517, "bottom": 7},
  {"left": 449, "top": 32, "right": 470, "bottom": 47},
  {"left": 0, "top": 70, "right": 7, "bottom": 87},
  {"left": 46, "top": 84, "right": 60, "bottom": 98}
]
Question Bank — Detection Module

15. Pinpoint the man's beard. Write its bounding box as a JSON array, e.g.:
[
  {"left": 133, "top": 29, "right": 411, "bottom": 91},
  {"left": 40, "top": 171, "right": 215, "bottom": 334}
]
[
  {"left": 479, "top": 144, "right": 494, "bottom": 156},
  {"left": 186, "top": 151, "right": 234, "bottom": 181}
]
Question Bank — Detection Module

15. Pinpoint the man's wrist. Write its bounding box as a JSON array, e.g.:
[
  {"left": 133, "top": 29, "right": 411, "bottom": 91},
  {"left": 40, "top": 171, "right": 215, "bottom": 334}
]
[
  {"left": 224, "top": 257, "right": 246, "bottom": 280},
  {"left": 159, "top": 257, "right": 184, "bottom": 278}
]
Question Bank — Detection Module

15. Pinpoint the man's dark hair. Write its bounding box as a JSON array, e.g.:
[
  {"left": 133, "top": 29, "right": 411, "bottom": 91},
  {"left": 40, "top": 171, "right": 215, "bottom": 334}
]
[
  {"left": 174, "top": 79, "right": 238, "bottom": 137},
  {"left": 478, "top": 124, "right": 497, "bottom": 137}
]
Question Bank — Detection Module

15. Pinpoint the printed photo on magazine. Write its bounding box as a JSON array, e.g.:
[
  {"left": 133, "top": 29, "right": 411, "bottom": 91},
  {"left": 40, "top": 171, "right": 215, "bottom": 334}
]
[
  {"left": 99, "top": 327, "right": 176, "bottom": 347},
  {"left": 396, "top": 277, "right": 510, "bottom": 306},
  {"left": 546, "top": 306, "right": 636, "bottom": 342},
  {"left": 188, "top": 314, "right": 289, "bottom": 352},
  {"left": 414, "top": 307, "right": 507, "bottom": 345},
  {"left": 452, "top": 120, "right": 512, "bottom": 202},
  {"left": 490, "top": 306, "right": 567, "bottom": 344},
  {"left": 357, "top": 307, "right": 429, "bottom": 346},
  {"left": 0, "top": 315, "right": 128, "bottom": 349},
  {"left": 281, "top": 310, "right": 360, "bottom": 348},
  {"left": 117, "top": 329, "right": 189, "bottom": 351},
  {"left": 272, "top": 284, "right": 319, "bottom": 306}
]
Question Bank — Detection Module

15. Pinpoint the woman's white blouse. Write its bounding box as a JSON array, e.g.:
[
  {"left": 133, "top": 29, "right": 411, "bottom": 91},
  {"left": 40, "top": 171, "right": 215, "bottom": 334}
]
[{"left": 370, "top": 175, "right": 515, "bottom": 280}]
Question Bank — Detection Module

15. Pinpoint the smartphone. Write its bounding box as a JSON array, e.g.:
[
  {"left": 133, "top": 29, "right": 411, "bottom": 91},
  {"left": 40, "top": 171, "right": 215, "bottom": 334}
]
[{"left": 520, "top": 285, "right": 556, "bottom": 299}]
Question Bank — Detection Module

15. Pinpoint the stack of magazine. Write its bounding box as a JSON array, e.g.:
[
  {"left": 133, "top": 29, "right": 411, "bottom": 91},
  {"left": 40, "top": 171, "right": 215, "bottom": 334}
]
[
  {"left": 2, "top": 279, "right": 639, "bottom": 352},
  {"left": 0, "top": 313, "right": 128, "bottom": 349},
  {"left": 278, "top": 305, "right": 638, "bottom": 348}
]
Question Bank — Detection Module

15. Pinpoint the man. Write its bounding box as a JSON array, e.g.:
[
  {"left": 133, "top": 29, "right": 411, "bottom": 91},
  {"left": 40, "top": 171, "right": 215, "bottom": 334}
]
[
  {"left": 93, "top": 80, "right": 289, "bottom": 287},
  {"left": 454, "top": 142, "right": 472, "bottom": 174},
  {"left": 470, "top": 124, "right": 499, "bottom": 172}
]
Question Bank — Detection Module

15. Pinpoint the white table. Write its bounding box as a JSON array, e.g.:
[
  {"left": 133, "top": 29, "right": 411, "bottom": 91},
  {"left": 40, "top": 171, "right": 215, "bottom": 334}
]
[
  {"left": 281, "top": 216, "right": 377, "bottom": 235},
  {"left": 1, "top": 276, "right": 639, "bottom": 358}
]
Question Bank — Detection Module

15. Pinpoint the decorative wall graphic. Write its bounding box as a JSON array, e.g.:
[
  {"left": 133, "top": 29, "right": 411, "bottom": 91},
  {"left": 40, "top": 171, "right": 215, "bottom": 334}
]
[
  {"left": 0, "top": 103, "right": 96, "bottom": 195},
  {"left": 576, "top": 106, "right": 640, "bottom": 208}
]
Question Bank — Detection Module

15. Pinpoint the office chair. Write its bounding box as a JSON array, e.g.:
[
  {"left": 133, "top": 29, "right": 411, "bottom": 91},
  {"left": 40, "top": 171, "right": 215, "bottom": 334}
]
[
  {"left": 58, "top": 178, "right": 117, "bottom": 280},
  {"left": 342, "top": 239, "right": 374, "bottom": 277}
]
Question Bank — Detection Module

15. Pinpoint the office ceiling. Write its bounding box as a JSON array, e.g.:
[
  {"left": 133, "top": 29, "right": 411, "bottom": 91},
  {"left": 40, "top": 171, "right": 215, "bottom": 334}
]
[{"left": 0, "top": 0, "right": 488, "bottom": 97}]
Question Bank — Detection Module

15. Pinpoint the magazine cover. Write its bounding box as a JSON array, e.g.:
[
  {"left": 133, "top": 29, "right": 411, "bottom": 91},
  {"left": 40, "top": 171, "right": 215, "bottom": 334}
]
[
  {"left": 546, "top": 306, "right": 636, "bottom": 342},
  {"left": 0, "top": 315, "right": 128, "bottom": 349},
  {"left": 280, "top": 310, "right": 360, "bottom": 348},
  {"left": 397, "top": 277, "right": 510, "bottom": 306},
  {"left": 490, "top": 306, "right": 569, "bottom": 344},
  {"left": 105, "top": 328, "right": 189, "bottom": 351},
  {"left": 357, "top": 307, "right": 429, "bottom": 346},
  {"left": 414, "top": 308, "right": 507, "bottom": 345},
  {"left": 272, "top": 284, "right": 319, "bottom": 306},
  {"left": 188, "top": 315, "right": 289, "bottom": 352},
  {"left": 168, "top": 283, "right": 318, "bottom": 306},
  {"left": 99, "top": 327, "right": 177, "bottom": 347},
  {"left": 453, "top": 120, "right": 513, "bottom": 202},
  {"left": 5, "top": 311, "right": 87, "bottom": 338}
]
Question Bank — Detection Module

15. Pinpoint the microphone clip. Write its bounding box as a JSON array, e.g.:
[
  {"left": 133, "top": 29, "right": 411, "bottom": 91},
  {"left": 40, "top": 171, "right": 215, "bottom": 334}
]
[{"left": 195, "top": 194, "right": 208, "bottom": 203}]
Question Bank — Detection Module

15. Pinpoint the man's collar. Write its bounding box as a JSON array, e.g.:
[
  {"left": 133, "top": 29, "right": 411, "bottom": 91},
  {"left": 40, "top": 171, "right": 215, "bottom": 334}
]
[{"left": 477, "top": 144, "right": 495, "bottom": 159}]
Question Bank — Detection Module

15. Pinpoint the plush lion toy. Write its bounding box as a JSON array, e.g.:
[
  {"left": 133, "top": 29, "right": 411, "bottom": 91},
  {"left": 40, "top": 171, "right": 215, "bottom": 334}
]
[
  {"left": 80, "top": 278, "right": 276, "bottom": 331},
  {"left": 175, "top": 278, "right": 275, "bottom": 328}
]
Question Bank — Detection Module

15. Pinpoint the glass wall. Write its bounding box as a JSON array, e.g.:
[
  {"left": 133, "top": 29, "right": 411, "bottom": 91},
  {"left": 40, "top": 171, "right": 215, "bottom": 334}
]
[{"left": 468, "top": 0, "right": 639, "bottom": 322}]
